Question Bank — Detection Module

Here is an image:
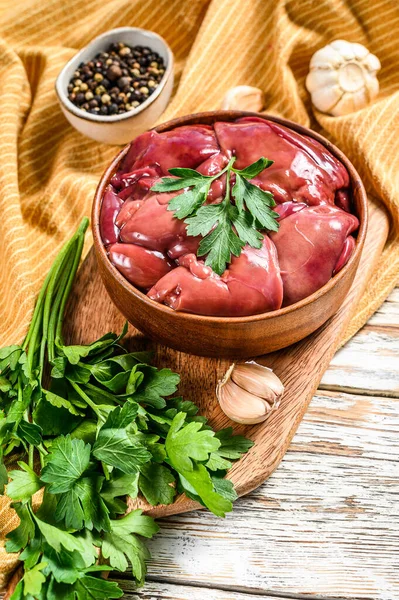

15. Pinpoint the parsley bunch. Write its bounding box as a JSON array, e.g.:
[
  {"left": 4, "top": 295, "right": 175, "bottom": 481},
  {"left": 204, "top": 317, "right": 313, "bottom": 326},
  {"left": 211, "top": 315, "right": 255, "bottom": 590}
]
[
  {"left": 151, "top": 156, "right": 279, "bottom": 274},
  {"left": 0, "top": 219, "right": 253, "bottom": 599}
]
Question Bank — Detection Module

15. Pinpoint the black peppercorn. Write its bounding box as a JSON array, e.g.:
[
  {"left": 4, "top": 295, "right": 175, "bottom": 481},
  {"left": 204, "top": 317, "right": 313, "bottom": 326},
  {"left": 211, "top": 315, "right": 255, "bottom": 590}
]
[
  {"left": 66, "top": 41, "right": 165, "bottom": 117},
  {"left": 75, "top": 92, "right": 85, "bottom": 104},
  {"left": 117, "top": 76, "right": 131, "bottom": 89},
  {"left": 107, "top": 64, "right": 122, "bottom": 81}
]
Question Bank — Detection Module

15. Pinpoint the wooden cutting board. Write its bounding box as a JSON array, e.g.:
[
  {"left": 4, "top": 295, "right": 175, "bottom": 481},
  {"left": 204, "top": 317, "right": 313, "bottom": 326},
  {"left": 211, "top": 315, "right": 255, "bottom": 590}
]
[{"left": 64, "top": 198, "right": 389, "bottom": 518}]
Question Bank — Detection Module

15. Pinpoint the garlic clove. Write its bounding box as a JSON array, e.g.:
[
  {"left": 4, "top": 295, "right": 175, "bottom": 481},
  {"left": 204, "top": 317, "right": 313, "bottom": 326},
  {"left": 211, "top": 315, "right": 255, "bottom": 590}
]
[
  {"left": 331, "top": 39, "right": 357, "bottom": 61},
  {"left": 306, "top": 69, "right": 339, "bottom": 93},
  {"left": 364, "top": 52, "right": 381, "bottom": 73},
  {"left": 311, "top": 85, "right": 343, "bottom": 113},
  {"left": 310, "top": 45, "right": 344, "bottom": 69},
  {"left": 217, "top": 378, "right": 271, "bottom": 425},
  {"left": 221, "top": 85, "right": 265, "bottom": 112},
  {"left": 351, "top": 42, "right": 370, "bottom": 60},
  {"left": 332, "top": 93, "right": 356, "bottom": 117},
  {"left": 351, "top": 88, "right": 369, "bottom": 111},
  {"left": 216, "top": 361, "right": 284, "bottom": 425},
  {"left": 231, "top": 361, "right": 284, "bottom": 404},
  {"left": 365, "top": 73, "right": 379, "bottom": 99}
]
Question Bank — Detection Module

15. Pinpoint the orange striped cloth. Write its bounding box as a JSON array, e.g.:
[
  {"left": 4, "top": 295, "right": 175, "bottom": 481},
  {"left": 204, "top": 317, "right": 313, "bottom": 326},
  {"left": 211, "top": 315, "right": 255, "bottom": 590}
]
[{"left": 0, "top": 0, "right": 398, "bottom": 586}]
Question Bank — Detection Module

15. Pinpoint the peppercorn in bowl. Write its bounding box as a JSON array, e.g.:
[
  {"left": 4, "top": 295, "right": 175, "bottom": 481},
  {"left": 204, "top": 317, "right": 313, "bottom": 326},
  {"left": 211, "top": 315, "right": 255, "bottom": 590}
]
[{"left": 55, "top": 27, "right": 174, "bottom": 145}]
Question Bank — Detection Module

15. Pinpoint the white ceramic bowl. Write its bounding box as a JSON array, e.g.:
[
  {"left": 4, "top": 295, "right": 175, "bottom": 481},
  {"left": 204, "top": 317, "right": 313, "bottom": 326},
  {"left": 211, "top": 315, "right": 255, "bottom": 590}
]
[{"left": 55, "top": 27, "right": 174, "bottom": 145}]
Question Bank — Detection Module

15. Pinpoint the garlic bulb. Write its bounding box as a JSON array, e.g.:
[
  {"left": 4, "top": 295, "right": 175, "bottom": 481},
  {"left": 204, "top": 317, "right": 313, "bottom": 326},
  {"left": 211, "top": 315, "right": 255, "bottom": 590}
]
[
  {"left": 306, "top": 40, "right": 381, "bottom": 116},
  {"left": 221, "top": 86, "right": 265, "bottom": 112},
  {"left": 217, "top": 361, "right": 284, "bottom": 425}
]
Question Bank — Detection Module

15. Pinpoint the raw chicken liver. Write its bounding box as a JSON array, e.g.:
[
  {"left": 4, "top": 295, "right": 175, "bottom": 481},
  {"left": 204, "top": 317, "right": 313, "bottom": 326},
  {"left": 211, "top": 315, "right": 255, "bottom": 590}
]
[
  {"left": 148, "top": 237, "right": 283, "bottom": 316},
  {"left": 100, "top": 119, "right": 358, "bottom": 316},
  {"left": 271, "top": 204, "right": 359, "bottom": 306}
]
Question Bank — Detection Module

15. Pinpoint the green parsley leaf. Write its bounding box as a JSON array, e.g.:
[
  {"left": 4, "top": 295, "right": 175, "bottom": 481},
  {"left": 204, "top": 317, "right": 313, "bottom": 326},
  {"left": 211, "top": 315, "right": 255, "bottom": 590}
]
[
  {"left": 16, "top": 420, "right": 43, "bottom": 446},
  {"left": 168, "top": 167, "right": 211, "bottom": 179},
  {"left": 139, "top": 462, "right": 176, "bottom": 506},
  {"left": 6, "top": 502, "right": 35, "bottom": 553},
  {"left": 70, "top": 420, "right": 97, "bottom": 445},
  {"left": 132, "top": 366, "right": 180, "bottom": 408},
  {"left": 110, "top": 509, "right": 159, "bottom": 538},
  {"left": 185, "top": 204, "right": 224, "bottom": 237},
  {"left": 19, "top": 535, "right": 43, "bottom": 569},
  {"left": 43, "top": 544, "right": 85, "bottom": 584},
  {"left": 103, "top": 351, "right": 152, "bottom": 372},
  {"left": 231, "top": 209, "right": 263, "bottom": 248},
  {"left": 151, "top": 176, "right": 204, "bottom": 193},
  {"left": 61, "top": 334, "right": 122, "bottom": 365},
  {"left": 43, "top": 389, "right": 85, "bottom": 417},
  {"left": 101, "top": 531, "right": 150, "bottom": 586},
  {"left": 211, "top": 476, "right": 238, "bottom": 502},
  {"left": 55, "top": 476, "right": 110, "bottom": 532},
  {"left": 102, "top": 400, "right": 138, "bottom": 429},
  {"left": 166, "top": 412, "right": 220, "bottom": 472},
  {"left": 48, "top": 575, "right": 123, "bottom": 600},
  {"left": 168, "top": 186, "right": 208, "bottom": 219},
  {"left": 7, "top": 462, "right": 41, "bottom": 502},
  {"left": 33, "top": 513, "right": 97, "bottom": 559},
  {"left": 206, "top": 453, "right": 232, "bottom": 471},
  {"left": 101, "top": 472, "right": 139, "bottom": 515},
  {"left": 23, "top": 562, "right": 47, "bottom": 597},
  {"left": 33, "top": 396, "right": 82, "bottom": 436},
  {"left": 198, "top": 216, "right": 244, "bottom": 275},
  {"left": 93, "top": 426, "right": 151, "bottom": 474},
  {"left": 41, "top": 436, "right": 91, "bottom": 494},
  {"left": 50, "top": 357, "right": 67, "bottom": 379},
  {"left": 0, "top": 345, "right": 22, "bottom": 372},
  {"left": 233, "top": 157, "right": 273, "bottom": 179},
  {"left": 233, "top": 174, "right": 279, "bottom": 232},
  {"left": 179, "top": 464, "right": 232, "bottom": 517},
  {"left": 0, "top": 375, "right": 12, "bottom": 392},
  {"left": 215, "top": 427, "right": 255, "bottom": 459}
]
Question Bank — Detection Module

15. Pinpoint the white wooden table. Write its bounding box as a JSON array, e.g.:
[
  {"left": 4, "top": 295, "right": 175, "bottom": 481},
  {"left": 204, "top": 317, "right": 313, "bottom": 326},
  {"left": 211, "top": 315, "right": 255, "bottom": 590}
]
[{"left": 118, "top": 285, "right": 399, "bottom": 600}]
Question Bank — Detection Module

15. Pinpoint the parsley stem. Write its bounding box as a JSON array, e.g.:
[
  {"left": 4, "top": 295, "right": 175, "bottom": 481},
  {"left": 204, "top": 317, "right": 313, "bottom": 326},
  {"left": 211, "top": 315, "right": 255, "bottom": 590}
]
[
  {"left": 22, "top": 269, "right": 52, "bottom": 352},
  {"left": 28, "top": 444, "right": 34, "bottom": 470},
  {"left": 223, "top": 156, "right": 236, "bottom": 207},
  {"left": 69, "top": 381, "right": 105, "bottom": 421},
  {"left": 43, "top": 241, "right": 77, "bottom": 369},
  {"left": 26, "top": 297, "right": 44, "bottom": 376},
  {"left": 102, "top": 462, "right": 110, "bottom": 480},
  {"left": 212, "top": 155, "right": 236, "bottom": 182},
  {"left": 37, "top": 443, "right": 48, "bottom": 456},
  {"left": 83, "top": 382, "right": 120, "bottom": 405},
  {"left": 55, "top": 218, "right": 89, "bottom": 347}
]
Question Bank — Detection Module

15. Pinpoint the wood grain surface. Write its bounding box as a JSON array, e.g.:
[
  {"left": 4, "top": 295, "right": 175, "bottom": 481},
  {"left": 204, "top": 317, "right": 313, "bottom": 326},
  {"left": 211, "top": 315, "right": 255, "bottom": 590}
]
[{"left": 64, "top": 198, "right": 389, "bottom": 518}]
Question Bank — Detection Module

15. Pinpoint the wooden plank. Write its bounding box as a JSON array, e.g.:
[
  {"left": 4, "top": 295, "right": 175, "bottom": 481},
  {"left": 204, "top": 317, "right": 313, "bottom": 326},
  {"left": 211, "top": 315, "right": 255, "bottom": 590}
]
[
  {"left": 320, "top": 285, "right": 399, "bottom": 397},
  {"left": 117, "top": 580, "right": 293, "bottom": 599},
  {"left": 128, "top": 391, "right": 399, "bottom": 600},
  {"left": 320, "top": 325, "right": 399, "bottom": 397},
  {"left": 368, "top": 287, "right": 399, "bottom": 327}
]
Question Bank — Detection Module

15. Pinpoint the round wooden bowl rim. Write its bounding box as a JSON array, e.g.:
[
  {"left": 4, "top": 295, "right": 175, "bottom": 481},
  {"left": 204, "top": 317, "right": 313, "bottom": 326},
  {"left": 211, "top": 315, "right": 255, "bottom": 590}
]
[{"left": 92, "top": 110, "right": 368, "bottom": 325}]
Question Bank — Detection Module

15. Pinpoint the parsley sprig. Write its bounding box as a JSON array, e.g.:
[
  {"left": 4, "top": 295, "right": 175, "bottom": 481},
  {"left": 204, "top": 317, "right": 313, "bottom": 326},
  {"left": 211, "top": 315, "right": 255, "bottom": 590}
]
[
  {"left": 0, "top": 220, "right": 253, "bottom": 599},
  {"left": 151, "top": 156, "right": 279, "bottom": 275}
]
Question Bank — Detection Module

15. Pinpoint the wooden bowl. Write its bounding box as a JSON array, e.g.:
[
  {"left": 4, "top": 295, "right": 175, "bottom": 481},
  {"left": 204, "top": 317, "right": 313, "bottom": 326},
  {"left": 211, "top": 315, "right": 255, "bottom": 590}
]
[{"left": 92, "top": 111, "right": 368, "bottom": 358}]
